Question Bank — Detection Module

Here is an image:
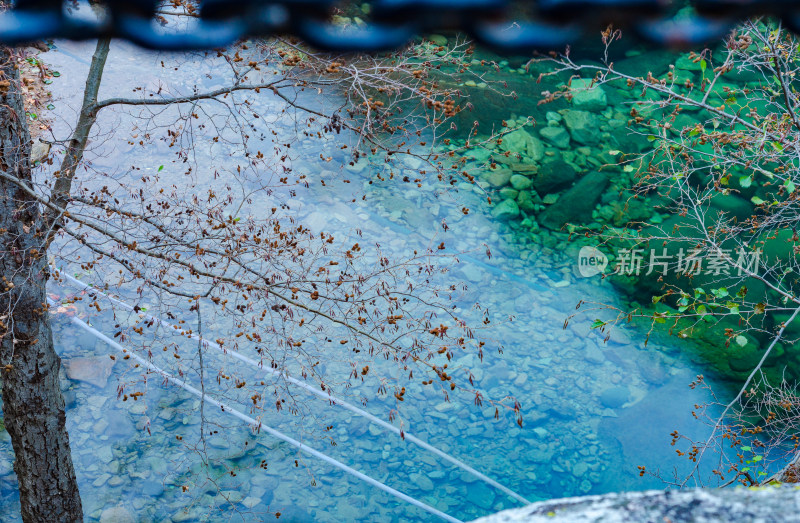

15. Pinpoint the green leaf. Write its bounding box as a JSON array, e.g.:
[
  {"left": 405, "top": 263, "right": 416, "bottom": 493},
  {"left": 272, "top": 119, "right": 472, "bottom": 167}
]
[
  {"left": 785, "top": 179, "right": 796, "bottom": 194},
  {"left": 51, "top": 71, "right": 60, "bottom": 77},
  {"left": 739, "top": 176, "right": 752, "bottom": 188},
  {"left": 46, "top": 103, "right": 55, "bottom": 110},
  {"left": 608, "top": 150, "right": 621, "bottom": 156},
  {"left": 647, "top": 135, "right": 657, "bottom": 142},
  {"left": 751, "top": 196, "right": 765, "bottom": 205},
  {"left": 753, "top": 455, "right": 763, "bottom": 462},
  {"left": 689, "top": 128, "right": 700, "bottom": 137},
  {"left": 158, "top": 165, "right": 164, "bottom": 172},
  {"left": 700, "top": 59, "right": 707, "bottom": 73},
  {"left": 725, "top": 95, "right": 737, "bottom": 105},
  {"left": 140, "top": 307, "right": 147, "bottom": 312},
  {"left": 233, "top": 217, "right": 241, "bottom": 222},
  {"left": 712, "top": 287, "right": 728, "bottom": 298},
  {"left": 741, "top": 446, "right": 752, "bottom": 452},
  {"left": 591, "top": 319, "right": 605, "bottom": 329},
  {"left": 735, "top": 335, "right": 748, "bottom": 347},
  {"left": 742, "top": 467, "right": 751, "bottom": 472}
]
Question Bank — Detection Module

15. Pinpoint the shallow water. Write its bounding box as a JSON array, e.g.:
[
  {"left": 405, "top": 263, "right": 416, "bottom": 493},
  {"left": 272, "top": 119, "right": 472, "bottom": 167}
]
[{"left": 0, "top": 38, "right": 739, "bottom": 522}]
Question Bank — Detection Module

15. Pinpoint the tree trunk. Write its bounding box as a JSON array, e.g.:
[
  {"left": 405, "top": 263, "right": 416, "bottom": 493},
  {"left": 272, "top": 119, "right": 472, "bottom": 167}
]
[{"left": 0, "top": 47, "right": 83, "bottom": 522}]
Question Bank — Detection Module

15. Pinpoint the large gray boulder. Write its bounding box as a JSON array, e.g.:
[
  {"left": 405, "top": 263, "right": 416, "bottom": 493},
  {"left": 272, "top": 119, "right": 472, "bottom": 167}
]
[{"left": 471, "top": 485, "right": 800, "bottom": 523}]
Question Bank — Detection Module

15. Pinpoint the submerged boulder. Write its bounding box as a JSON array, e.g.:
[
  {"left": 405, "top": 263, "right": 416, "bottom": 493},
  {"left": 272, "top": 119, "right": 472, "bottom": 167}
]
[
  {"left": 500, "top": 128, "right": 545, "bottom": 161},
  {"left": 532, "top": 159, "right": 577, "bottom": 194},
  {"left": 486, "top": 167, "right": 513, "bottom": 187},
  {"left": 100, "top": 507, "right": 135, "bottom": 523},
  {"left": 538, "top": 172, "right": 609, "bottom": 230},
  {"left": 563, "top": 110, "right": 600, "bottom": 145},
  {"left": 64, "top": 356, "right": 115, "bottom": 388},
  {"left": 570, "top": 78, "right": 608, "bottom": 112},
  {"left": 491, "top": 199, "right": 520, "bottom": 220},
  {"left": 539, "top": 126, "right": 571, "bottom": 149}
]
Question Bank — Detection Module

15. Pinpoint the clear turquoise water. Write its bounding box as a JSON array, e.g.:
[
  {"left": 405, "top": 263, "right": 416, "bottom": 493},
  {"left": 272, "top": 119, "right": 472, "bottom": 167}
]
[{"left": 0, "top": 39, "right": 735, "bottom": 522}]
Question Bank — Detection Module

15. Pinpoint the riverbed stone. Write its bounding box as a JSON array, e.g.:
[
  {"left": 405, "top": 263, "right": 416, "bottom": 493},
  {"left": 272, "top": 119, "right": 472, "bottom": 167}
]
[
  {"left": 563, "top": 110, "right": 600, "bottom": 145},
  {"left": 598, "top": 386, "right": 630, "bottom": 409},
  {"left": 410, "top": 472, "right": 434, "bottom": 491},
  {"left": 510, "top": 174, "right": 533, "bottom": 191},
  {"left": 570, "top": 79, "right": 608, "bottom": 112},
  {"left": 487, "top": 167, "right": 513, "bottom": 187},
  {"left": 539, "top": 126, "right": 571, "bottom": 149},
  {"left": 491, "top": 199, "right": 520, "bottom": 220},
  {"left": 517, "top": 190, "right": 538, "bottom": 213},
  {"left": 499, "top": 187, "right": 519, "bottom": 200},
  {"left": 64, "top": 356, "right": 115, "bottom": 388},
  {"left": 532, "top": 159, "right": 577, "bottom": 194},
  {"left": 500, "top": 129, "right": 544, "bottom": 161},
  {"left": 468, "top": 482, "right": 497, "bottom": 510},
  {"left": 100, "top": 506, "right": 135, "bottom": 523},
  {"left": 538, "top": 172, "right": 609, "bottom": 230}
]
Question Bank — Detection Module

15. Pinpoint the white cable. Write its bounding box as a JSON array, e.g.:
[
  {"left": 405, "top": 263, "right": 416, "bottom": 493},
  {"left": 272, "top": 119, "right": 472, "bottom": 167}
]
[
  {"left": 53, "top": 267, "right": 531, "bottom": 505},
  {"left": 50, "top": 297, "right": 464, "bottom": 523}
]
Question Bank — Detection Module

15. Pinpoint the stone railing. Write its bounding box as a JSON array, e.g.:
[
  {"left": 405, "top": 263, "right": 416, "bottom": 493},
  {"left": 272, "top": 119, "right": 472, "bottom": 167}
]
[{"left": 471, "top": 485, "right": 800, "bottom": 522}]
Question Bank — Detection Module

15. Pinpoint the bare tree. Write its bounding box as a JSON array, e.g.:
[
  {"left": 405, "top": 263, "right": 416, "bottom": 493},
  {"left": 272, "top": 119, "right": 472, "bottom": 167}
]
[{"left": 0, "top": 7, "right": 523, "bottom": 518}]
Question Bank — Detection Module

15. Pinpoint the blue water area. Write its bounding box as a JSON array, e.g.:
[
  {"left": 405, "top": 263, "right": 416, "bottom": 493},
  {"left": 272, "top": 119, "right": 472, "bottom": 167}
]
[{"left": 0, "top": 36, "right": 746, "bottom": 523}]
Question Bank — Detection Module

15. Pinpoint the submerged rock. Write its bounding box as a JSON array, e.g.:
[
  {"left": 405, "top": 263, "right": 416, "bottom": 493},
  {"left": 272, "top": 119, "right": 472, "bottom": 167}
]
[
  {"left": 570, "top": 78, "right": 608, "bottom": 112},
  {"left": 517, "top": 190, "right": 540, "bottom": 213},
  {"left": 532, "top": 159, "right": 577, "bottom": 194},
  {"left": 492, "top": 199, "right": 520, "bottom": 220},
  {"left": 539, "top": 126, "right": 570, "bottom": 149},
  {"left": 64, "top": 356, "right": 115, "bottom": 388},
  {"left": 509, "top": 174, "right": 533, "bottom": 191},
  {"left": 500, "top": 129, "right": 544, "bottom": 161},
  {"left": 563, "top": 110, "right": 600, "bottom": 145},
  {"left": 99, "top": 506, "right": 135, "bottom": 523},
  {"left": 410, "top": 472, "right": 434, "bottom": 491},
  {"left": 598, "top": 386, "right": 630, "bottom": 409},
  {"left": 468, "top": 482, "right": 497, "bottom": 510},
  {"left": 538, "top": 172, "right": 609, "bottom": 230},
  {"left": 486, "top": 167, "right": 513, "bottom": 188}
]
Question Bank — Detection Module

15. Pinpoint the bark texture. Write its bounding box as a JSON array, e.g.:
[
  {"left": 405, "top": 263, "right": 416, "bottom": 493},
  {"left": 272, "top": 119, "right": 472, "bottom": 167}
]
[{"left": 0, "top": 48, "right": 83, "bottom": 522}]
